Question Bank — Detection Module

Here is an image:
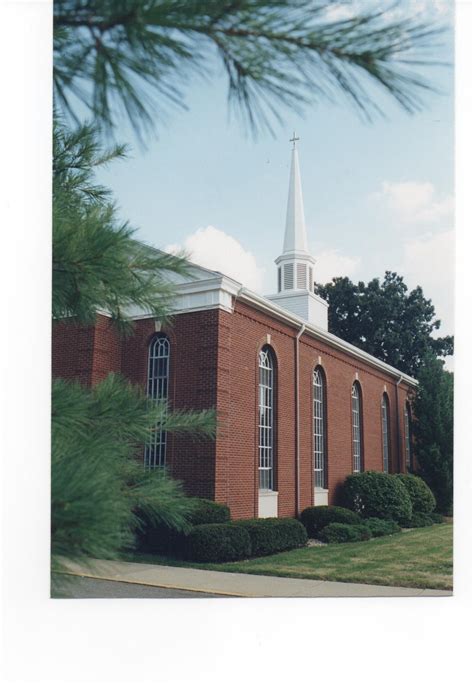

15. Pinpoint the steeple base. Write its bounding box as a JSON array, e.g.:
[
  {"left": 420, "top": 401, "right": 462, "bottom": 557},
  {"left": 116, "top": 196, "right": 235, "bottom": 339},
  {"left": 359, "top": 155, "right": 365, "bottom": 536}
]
[{"left": 266, "top": 290, "right": 328, "bottom": 330}]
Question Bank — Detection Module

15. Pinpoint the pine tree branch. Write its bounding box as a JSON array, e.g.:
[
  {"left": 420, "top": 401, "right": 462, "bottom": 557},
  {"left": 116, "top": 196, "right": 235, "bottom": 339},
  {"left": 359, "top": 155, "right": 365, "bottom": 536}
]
[{"left": 53, "top": 0, "right": 449, "bottom": 137}]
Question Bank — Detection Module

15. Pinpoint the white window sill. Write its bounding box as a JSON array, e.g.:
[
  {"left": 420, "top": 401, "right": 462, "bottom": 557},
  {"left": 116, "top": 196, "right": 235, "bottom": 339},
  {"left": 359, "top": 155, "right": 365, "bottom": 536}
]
[
  {"left": 258, "top": 490, "right": 278, "bottom": 518},
  {"left": 313, "top": 488, "right": 329, "bottom": 506}
]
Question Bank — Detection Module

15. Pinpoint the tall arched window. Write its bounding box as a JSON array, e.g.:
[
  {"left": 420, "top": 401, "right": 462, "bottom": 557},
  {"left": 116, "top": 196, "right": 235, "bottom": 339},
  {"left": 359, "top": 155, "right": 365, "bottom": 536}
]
[
  {"left": 144, "top": 335, "right": 170, "bottom": 469},
  {"left": 381, "top": 393, "right": 390, "bottom": 473},
  {"left": 351, "top": 383, "right": 362, "bottom": 473},
  {"left": 404, "top": 402, "right": 412, "bottom": 471},
  {"left": 313, "top": 368, "right": 326, "bottom": 489},
  {"left": 258, "top": 346, "right": 275, "bottom": 491}
]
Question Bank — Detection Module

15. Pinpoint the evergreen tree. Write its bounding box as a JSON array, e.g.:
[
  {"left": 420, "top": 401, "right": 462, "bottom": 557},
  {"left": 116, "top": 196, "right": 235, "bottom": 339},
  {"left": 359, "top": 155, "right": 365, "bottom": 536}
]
[
  {"left": 52, "top": 120, "right": 216, "bottom": 584},
  {"left": 53, "top": 117, "right": 193, "bottom": 330},
  {"left": 315, "top": 271, "right": 453, "bottom": 377},
  {"left": 412, "top": 356, "right": 453, "bottom": 514},
  {"left": 52, "top": 375, "right": 214, "bottom": 575}
]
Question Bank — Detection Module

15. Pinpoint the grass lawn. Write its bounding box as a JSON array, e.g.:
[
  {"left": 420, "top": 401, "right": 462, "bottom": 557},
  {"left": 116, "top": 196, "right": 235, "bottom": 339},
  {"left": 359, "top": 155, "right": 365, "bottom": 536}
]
[{"left": 125, "top": 522, "right": 453, "bottom": 590}]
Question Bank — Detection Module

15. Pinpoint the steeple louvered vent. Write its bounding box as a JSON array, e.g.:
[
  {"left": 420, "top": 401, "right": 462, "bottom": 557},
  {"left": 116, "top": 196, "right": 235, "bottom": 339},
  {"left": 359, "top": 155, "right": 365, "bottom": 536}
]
[
  {"left": 297, "top": 263, "right": 307, "bottom": 290},
  {"left": 283, "top": 263, "right": 294, "bottom": 290}
]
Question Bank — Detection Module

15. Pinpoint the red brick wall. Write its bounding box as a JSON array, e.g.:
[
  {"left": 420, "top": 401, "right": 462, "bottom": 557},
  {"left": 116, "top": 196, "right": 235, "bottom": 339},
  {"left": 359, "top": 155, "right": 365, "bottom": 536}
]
[
  {"left": 52, "top": 305, "right": 412, "bottom": 520},
  {"left": 52, "top": 316, "right": 121, "bottom": 387},
  {"left": 52, "top": 320, "right": 96, "bottom": 387},
  {"left": 118, "top": 312, "right": 221, "bottom": 500},
  {"left": 215, "top": 300, "right": 411, "bottom": 518}
]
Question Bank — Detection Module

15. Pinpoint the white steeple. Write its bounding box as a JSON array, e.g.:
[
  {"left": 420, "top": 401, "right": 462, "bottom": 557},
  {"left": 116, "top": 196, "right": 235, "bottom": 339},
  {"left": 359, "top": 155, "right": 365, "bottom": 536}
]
[
  {"left": 266, "top": 134, "right": 329, "bottom": 330},
  {"left": 282, "top": 136, "right": 309, "bottom": 255}
]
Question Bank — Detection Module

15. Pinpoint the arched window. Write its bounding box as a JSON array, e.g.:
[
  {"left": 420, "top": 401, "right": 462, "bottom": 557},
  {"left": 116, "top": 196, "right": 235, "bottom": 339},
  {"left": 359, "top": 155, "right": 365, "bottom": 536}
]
[
  {"left": 144, "top": 335, "right": 170, "bottom": 468},
  {"left": 351, "top": 383, "right": 362, "bottom": 473},
  {"left": 404, "top": 402, "right": 412, "bottom": 471},
  {"left": 381, "top": 393, "right": 390, "bottom": 473},
  {"left": 258, "top": 346, "right": 275, "bottom": 490},
  {"left": 313, "top": 368, "right": 326, "bottom": 489}
]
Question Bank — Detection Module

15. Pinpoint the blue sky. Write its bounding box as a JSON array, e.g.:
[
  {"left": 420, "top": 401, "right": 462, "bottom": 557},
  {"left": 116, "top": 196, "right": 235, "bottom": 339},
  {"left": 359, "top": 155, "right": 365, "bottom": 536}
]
[{"left": 96, "top": 0, "right": 455, "bottom": 350}]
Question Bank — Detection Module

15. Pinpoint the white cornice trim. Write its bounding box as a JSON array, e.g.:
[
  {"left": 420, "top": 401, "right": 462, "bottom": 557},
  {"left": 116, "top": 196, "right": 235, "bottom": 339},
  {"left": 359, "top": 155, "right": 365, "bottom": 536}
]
[
  {"left": 93, "top": 273, "right": 417, "bottom": 386},
  {"left": 275, "top": 251, "right": 316, "bottom": 266},
  {"left": 237, "top": 288, "right": 418, "bottom": 386},
  {"left": 130, "top": 302, "right": 234, "bottom": 319}
]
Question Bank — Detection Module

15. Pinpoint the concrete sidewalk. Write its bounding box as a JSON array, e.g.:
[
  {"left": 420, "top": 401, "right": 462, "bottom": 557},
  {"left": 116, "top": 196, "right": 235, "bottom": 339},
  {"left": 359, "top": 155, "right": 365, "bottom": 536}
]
[{"left": 60, "top": 558, "right": 452, "bottom": 598}]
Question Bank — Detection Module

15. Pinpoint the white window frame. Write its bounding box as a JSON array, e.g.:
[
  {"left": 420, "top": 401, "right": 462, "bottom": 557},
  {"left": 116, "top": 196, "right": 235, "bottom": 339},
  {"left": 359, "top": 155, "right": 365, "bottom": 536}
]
[
  {"left": 381, "top": 394, "right": 390, "bottom": 473},
  {"left": 258, "top": 347, "right": 275, "bottom": 491},
  {"left": 313, "top": 368, "right": 326, "bottom": 488},
  {"left": 144, "top": 335, "right": 170, "bottom": 469},
  {"left": 352, "top": 383, "right": 362, "bottom": 473}
]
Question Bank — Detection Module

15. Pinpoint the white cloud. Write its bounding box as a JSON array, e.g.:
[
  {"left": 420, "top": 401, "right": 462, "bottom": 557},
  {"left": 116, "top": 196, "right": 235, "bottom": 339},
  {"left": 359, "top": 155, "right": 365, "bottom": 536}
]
[
  {"left": 324, "top": 0, "right": 452, "bottom": 23},
  {"left": 165, "top": 225, "right": 265, "bottom": 292},
  {"left": 323, "top": 2, "right": 357, "bottom": 21},
  {"left": 415, "top": 0, "right": 452, "bottom": 17},
  {"left": 401, "top": 229, "right": 455, "bottom": 336},
  {"left": 371, "top": 180, "right": 454, "bottom": 226},
  {"left": 313, "top": 248, "right": 361, "bottom": 284}
]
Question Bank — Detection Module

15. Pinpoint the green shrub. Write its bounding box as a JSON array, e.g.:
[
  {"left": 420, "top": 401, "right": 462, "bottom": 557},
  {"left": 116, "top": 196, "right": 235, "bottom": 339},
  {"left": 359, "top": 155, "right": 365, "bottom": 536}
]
[
  {"left": 234, "top": 518, "right": 307, "bottom": 556},
  {"left": 429, "top": 512, "right": 445, "bottom": 524},
  {"left": 341, "top": 471, "right": 412, "bottom": 523},
  {"left": 300, "top": 505, "right": 361, "bottom": 538},
  {"left": 394, "top": 474, "right": 436, "bottom": 513},
  {"left": 364, "top": 518, "right": 401, "bottom": 537},
  {"left": 185, "top": 523, "right": 251, "bottom": 562},
  {"left": 402, "top": 512, "right": 434, "bottom": 528},
  {"left": 318, "top": 523, "right": 372, "bottom": 544},
  {"left": 188, "top": 499, "right": 231, "bottom": 526}
]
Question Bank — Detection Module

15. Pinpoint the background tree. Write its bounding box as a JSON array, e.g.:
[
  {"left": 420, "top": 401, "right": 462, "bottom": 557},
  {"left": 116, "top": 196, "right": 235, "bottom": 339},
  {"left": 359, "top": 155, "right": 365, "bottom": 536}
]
[
  {"left": 412, "top": 356, "right": 453, "bottom": 514},
  {"left": 315, "top": 272, "right": 454, "bottom": 510},
  {"left": 315, "top": 271, "right": 453, "bottom": 377}
]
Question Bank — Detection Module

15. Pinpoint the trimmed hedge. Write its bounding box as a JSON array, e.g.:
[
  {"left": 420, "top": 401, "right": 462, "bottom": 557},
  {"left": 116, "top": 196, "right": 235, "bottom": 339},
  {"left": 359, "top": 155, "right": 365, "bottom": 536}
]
[
  {"left": 429, "top": 512, "right": 445, "bottom": 524},
  {"left": 135, "top": 498, "right": 230, "bottom": 555},
  {"left": 188, "top": 499, "right": 231, "bottom": 526},
  {"left": 137, "top": 523, "right": 186, "bottom": 555},
  {"left": 341, "top": 471, "right": 412, "bottom": 523},
  {"left": 402, "top": 511, "right": 434, "bottom": 528},
  {"left": 364, "top": 518, "right": 401, "bottom": 538},
  {"left": 318, "top": 523, "right": 372, "bottom": 544},
  {"left": 185, "top": 523, "right": 251, "bottom": 562},
  {"left": 394, "top": 474, "right": 436, "bottom": 514},
  {"left": 300, "top": 505, "right": 361, "bottom": 538},
  {"left": 234, "top": 518, "right": 307, "bottom": 556}
]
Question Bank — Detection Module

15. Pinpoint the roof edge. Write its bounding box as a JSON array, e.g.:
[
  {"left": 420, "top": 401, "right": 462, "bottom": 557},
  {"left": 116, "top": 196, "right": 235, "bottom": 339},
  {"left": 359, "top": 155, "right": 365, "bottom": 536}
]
[{"left": 238, "top": 288, "right": 418, "bottom": 387}]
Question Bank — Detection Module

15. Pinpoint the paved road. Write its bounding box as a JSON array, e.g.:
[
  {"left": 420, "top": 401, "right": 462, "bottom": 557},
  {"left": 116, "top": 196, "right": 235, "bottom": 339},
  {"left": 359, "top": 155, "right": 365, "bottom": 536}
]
[{"left": 53, "top": 576, "right": 230, "bottom": 599}]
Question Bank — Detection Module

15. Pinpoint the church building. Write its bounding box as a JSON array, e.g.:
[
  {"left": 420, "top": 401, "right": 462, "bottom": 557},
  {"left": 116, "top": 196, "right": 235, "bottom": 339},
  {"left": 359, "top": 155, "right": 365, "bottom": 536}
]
[{"left": 52, "top": 140, "right": 417, "bottom": 520}]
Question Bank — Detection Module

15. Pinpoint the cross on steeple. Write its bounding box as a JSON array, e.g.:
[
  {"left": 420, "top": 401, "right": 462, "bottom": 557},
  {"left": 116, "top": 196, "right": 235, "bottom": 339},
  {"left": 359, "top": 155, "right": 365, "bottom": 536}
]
[{"left": 289, "top": 131, "right": 300, "bottom": 149}]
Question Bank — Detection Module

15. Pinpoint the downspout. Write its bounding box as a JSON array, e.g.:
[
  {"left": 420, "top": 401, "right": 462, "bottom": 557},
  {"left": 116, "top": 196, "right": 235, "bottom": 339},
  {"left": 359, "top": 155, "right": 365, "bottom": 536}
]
[
  {"left": 395, "top": 375, "right": 403, "bottom": 473},
  {"left": 295, "top": 323, "right": 305, "bottom": 516}
]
